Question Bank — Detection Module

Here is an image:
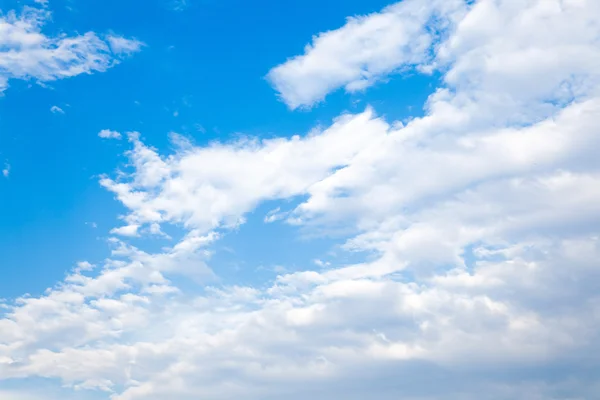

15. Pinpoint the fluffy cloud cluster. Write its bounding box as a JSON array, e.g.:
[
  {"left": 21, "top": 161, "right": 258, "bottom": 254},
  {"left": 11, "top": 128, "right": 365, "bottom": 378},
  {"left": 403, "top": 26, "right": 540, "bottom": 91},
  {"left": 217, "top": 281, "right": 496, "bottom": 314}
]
[
  {"left": 1, "top": 0, "right": 600, "bottom": 399},
  {"left": 0, "top": 6, "right": 143, "bottom": 92}
]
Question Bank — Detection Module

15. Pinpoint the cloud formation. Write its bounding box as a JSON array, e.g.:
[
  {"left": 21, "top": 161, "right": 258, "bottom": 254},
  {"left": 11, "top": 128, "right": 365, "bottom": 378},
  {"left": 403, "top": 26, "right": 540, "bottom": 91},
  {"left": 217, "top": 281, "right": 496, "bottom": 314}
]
[
  {"left": 267, "top": 0, "right": 467, "bottom": 109},
  {"left": 1, "top": 0, "right": 600, "bottom": 399},
  {"left": 0, "top": 6, "right": 143, "bottom": 92},
  {"left": 98, "top": 129, "right": 123, "bottom": 140},
  {"left": 268, "top": 0, "right": 600, "bottom": 110}
]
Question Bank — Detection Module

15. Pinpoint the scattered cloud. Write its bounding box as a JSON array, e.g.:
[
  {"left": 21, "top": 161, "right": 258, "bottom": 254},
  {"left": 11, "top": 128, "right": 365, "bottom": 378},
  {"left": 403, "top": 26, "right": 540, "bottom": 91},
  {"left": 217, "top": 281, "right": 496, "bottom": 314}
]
[
  {"left": 2, "top": 163, "right": 10, "bottom": 178},
  {"left": 264, "top": 207, "right": 288, "bottom": 223},
  {"left": 50, "top": 105, "right": 64, "bottom": 114},
  {"left": 0, "top": 6, "right": 143, "bottom": 93},
  {"left": 98, "top": 129, "right": 122, "bottom": 140},
  {"left": 107, "top": 35, "right": 145, "bottom": 56},
  {"left": 110, "top": 224, "right": 140, "bottom": 237}
]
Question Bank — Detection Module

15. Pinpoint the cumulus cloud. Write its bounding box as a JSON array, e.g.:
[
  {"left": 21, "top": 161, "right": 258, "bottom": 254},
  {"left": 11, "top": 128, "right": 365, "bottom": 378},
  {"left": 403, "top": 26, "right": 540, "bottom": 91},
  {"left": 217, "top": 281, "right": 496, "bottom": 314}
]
[
  {"left": 50, "top": 105, "right": 64, "bottom": 114},
  {"left": 0, "top": 6, "right": 143, "bottom": 92},
  {"left": 2, "top": 0, "right": 600, "bottom": 399},
  {"left": 100, "top": 113, "right": 385, "bottom": 234},
  {"left": 98, "top": 129, "right": 122, "bottom": 140}
]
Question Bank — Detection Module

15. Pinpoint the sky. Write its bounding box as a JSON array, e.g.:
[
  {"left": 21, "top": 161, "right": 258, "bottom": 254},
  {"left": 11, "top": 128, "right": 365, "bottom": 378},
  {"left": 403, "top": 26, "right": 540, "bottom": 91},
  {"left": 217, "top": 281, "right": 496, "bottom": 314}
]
[{"left": 0, "top": 0, "right": 599, "bottom": 399}]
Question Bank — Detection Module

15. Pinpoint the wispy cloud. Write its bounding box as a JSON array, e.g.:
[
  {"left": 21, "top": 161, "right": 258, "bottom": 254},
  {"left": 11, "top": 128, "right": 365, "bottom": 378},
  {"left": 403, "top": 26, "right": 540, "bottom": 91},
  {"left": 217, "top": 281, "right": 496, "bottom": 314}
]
[
  {"left": 107, "top": 35, "right": 145, "bottom": 56},
  {"left": 50, "top": 105, "right": 64, "bottom": 114},
  {"left": 0, "top": 7, "right": 144, "bottom": 93},
  {"left": 167, "top": 0, "right": 189, "bottom": 12}
]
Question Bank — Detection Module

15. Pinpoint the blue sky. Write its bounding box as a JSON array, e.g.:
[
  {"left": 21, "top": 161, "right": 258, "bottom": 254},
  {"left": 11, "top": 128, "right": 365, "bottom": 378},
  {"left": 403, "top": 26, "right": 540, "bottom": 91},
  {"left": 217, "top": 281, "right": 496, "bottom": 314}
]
[
  {"left": 0, "top": 0, "right": 434, "bottom": 298},
  {"left": 1, "top": 0, "right": 600, "bottom": 399}
]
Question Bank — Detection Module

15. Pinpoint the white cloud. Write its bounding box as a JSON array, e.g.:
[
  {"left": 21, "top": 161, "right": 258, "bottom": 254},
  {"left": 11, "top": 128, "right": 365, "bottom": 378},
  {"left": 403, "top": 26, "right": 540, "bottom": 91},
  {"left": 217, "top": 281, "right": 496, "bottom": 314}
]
[
  {"left": 2, "top": 163, "right": 10, "bottom": 178},
  {"left": 98, "top": 129, "right": 122, "bottom": 139},
  {"left": 0, "top": 6, "right": 143, "bottom": 93},
  {"left": 264, "top": 207, "right": 288, "bottom": 223},
  {"left": 50, "top": 105, "right": 64, "bottom": 114},
  {"left": 267, "top": 0, "right": 468, "bottom": 108},
  {"left": 1, "top": 1, "right": 600, "bottom": 399},
  {"left": 107, "top": 35, "right": 144, "bottom": 56},
  {"left": 100, "top": 112, "right": 386, "bottom": 234},
  {"left": 268, "top": 0, "right": 600, "bottom": 111},
  {"left": 110, "top": 224, "right": 140, "bottom": 237}
]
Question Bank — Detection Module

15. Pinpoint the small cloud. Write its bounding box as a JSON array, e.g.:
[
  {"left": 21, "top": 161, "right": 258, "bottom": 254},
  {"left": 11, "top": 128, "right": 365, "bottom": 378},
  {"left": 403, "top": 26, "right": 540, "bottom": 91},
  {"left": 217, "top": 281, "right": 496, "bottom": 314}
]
[
  {"left": 194, "top": 123, "right": 206, "bottom": 133},
  {"left": 107, "top": 35, "right": 145, "bottom": 56},
  {"left": 169, "top": 132, "right": 192, "bottom": 149},
  {"left": 168, "top": 0, "right": 189, "bottom": 11},
  {"left": 50, "top": 105, "right": 64, "bottom": 114},
  {"left": 98, "top": 129, "right": 122, "bottom": 140},
  {"left": 2, "top": 163, "right": 10, "bottom": 178},
  {"left": 264, "top": 207, "right": 288, "bottom": 223},
  {"left": 173, "top": 110, "right": 179, "bottom": 117},
  {"left": 110, "top": 224, "right": 140, "bottom": 237},
  {"left": 85, "top": 221, "right": 98, "bottom": 228},
  {"left": 313, "top": 259, "right": 331, "bottom": 268}
]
